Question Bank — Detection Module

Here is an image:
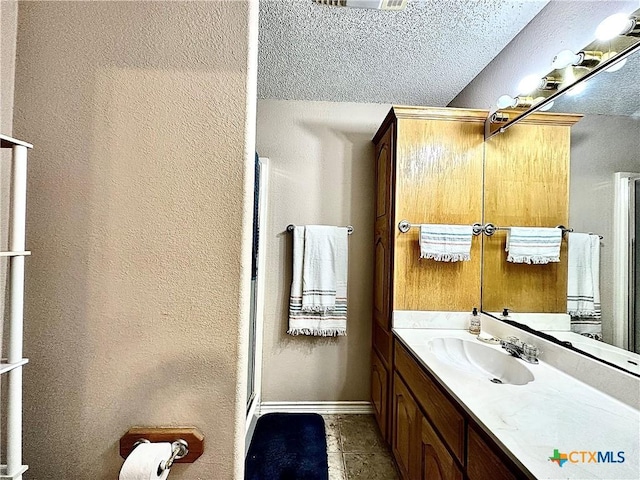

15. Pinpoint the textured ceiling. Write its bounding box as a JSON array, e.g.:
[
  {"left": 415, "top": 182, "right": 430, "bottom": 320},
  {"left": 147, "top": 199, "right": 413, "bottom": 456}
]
[{"left": 258, "top": 0, "right": 550, "bottom": 105}]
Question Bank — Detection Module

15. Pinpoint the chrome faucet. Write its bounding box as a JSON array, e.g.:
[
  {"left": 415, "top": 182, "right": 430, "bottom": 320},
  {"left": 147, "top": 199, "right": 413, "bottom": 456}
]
[{"left": 501, "top": 336, "right": 540, "bottom": 364}]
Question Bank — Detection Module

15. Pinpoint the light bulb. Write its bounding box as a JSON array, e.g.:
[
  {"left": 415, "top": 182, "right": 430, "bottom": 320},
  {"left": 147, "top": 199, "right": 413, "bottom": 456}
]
[
  {"left": 497, "top": 96, "right": 534, "bottom": 109},
  {"left": 595, "top": 13, "right": 634, "bottom": 40},
  {"left": 534, "top": 97, "right": 554, "bottom": 112},
  {"left": 518, "top": 75, "right": 542, "bottom": 95},
  {"left": 539, "top": 101, "right": 554, "bottom": 112},
  {"left": 496, "top": 95, "right": 517, "bottom": 109},
  {"left": 605, "top": 57, "right": 627, "bottom": 73},
  {"left": 566, "top": 82, "right": 587, "bottom": 97},
  {"left": 552, "top": 50, "right": 581, "bottom": 69}
]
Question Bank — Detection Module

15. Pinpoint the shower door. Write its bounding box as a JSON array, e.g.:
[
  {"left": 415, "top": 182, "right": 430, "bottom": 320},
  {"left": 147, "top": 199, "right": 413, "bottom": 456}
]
[
  {"left": 247, "top": 156, "right": 268, "bottom": 412},
  {"left": 633, "top": 178, "right": 639, "bottom": 353}
]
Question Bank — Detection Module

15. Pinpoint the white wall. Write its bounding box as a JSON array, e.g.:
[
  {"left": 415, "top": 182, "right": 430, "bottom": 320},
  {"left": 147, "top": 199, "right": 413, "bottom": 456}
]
[
  {"left": 256, "top": 99, "right": 389, "bottom": 402},
  {"left": 13, "top": 1, "right": 256, "bottom": 478}
]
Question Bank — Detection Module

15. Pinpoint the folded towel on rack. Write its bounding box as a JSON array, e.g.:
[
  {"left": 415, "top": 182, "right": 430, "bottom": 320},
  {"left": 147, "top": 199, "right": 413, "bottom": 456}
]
[
  {"left": 419, "top": 224, "right": 473, "bottom": 262},
  {"left": 288, "top": 225, "right": 348, "bottom": 336},
  {"left": 567, "top": 232, "right": 601, "bottom": 318},
  {"left": 505, "top": 227, "right": 562, "bottom": 264}
]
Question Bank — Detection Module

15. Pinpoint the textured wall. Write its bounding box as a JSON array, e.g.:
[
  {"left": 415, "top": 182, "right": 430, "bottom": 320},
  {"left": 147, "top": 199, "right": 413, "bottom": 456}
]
[
  {"left": 13, "top": 1, "right": 256, "bottom": 478},
  {"left": 570, "top": 115, "right": 640, "bottom": 343},
  {"left": 1, "top": 0, "right": 17, "bottom": 134},
  {"left": 1, "top": 1, "right": 18, "bottom": 345},
  {"left": 256, "top": 99, "right": 389, "bottom": 402}
]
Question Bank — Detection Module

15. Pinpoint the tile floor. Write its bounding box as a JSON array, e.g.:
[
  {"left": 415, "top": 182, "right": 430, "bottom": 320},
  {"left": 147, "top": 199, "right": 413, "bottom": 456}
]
[{"left": 323, "top": 414, "right": 400, "bottom": 480}]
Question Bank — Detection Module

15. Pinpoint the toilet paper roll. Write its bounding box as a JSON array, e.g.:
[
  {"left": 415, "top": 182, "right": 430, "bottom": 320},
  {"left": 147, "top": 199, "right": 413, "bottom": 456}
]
[{"left": 119, "top": 442, "right": 172, "bottom": 480}]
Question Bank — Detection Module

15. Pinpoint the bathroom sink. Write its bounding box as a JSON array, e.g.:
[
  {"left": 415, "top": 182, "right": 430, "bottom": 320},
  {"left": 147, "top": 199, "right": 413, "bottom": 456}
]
[{"left": 428, "top": 337, "right": 534, "bottom": 385}]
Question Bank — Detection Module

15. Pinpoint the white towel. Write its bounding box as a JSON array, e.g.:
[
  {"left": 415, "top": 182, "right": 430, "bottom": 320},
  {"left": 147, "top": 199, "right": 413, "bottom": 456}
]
[
  {"left": 567, "top": 232, "right": 601, "bottom": 318},
  {"left": 288, "top": 225, "right": 348, "bottom": 336},
  {"left": 505, "top": 227, "right": 562, "bottom": 264},
  {"left": 419, "top": 224, "right": 473, "bottom": 262}
]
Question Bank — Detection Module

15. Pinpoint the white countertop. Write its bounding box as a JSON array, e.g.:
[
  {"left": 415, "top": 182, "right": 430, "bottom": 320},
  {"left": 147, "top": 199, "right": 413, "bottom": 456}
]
[
  {"left": 543, "top": 330, "right": 640, "bottom": 375},
  {"left": 394, "top": 328, "right": 640, "bottom": 480}
]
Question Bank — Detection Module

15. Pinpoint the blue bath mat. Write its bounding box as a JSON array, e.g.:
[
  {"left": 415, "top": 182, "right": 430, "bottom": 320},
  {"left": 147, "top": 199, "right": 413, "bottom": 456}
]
[{"left": 245, "top": 413, "right": 328, "bottom": 480}]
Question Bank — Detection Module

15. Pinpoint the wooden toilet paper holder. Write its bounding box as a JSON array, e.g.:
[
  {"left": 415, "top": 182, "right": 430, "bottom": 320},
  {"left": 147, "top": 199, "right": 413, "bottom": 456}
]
[{"left": 119, "top": 427, "right": 204, "bottom": 463}]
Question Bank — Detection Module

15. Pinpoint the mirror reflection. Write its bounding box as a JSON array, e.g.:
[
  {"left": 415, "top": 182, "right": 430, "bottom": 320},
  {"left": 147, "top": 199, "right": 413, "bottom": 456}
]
[
  {"left": 485, "top": 8, "right": 640, "bottom": 138},
  {"left": 485, "top": 29, "right": 640, "bottom": 375}
]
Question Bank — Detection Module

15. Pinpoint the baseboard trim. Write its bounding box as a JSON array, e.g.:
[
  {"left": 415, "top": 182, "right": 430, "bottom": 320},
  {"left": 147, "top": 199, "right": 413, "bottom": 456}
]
[{"left": 259, "top": 401, "right": 374, "bottom": 415}]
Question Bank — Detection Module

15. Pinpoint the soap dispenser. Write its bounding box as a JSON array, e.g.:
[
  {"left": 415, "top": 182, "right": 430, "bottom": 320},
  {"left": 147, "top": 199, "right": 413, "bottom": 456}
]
[{"left": 468, "top": 307, "right": 480, "bottom": 335}]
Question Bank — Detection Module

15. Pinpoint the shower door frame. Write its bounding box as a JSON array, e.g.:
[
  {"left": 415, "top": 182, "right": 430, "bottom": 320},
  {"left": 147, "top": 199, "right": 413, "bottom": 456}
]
[
  {"left": 613, "top": 171, "right": 640, "bottom": 352},
  {"left": 245, "top": 157, "right": 269, "bottom": 455}
]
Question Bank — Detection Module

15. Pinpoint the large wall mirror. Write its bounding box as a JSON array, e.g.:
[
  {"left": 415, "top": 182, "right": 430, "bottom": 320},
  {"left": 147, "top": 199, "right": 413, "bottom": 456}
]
[{"left": 483, "top": 8, "right": 640, "bottom": 376}]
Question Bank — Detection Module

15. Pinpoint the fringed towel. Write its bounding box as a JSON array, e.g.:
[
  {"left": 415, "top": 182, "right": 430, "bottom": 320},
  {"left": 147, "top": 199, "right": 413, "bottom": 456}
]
[
  {"left": 505, "top": 227, "right": 562, "bottom": 264},
  {"left": 288, "top": 225, "right": 348, "bottom": 336},
  {"left": 419, "top": 224, "right": 473, "bottom": 262},
  {"left": 570, "top": 319, "right": 603, "bottom": 341},
  {"left": 567, "top": 232, "right": 601, "bottom": 319}
]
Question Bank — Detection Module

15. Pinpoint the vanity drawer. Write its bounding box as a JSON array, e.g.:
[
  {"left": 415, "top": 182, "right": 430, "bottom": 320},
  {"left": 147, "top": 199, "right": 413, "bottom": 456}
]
[{"left": 395, "top": 342, "right": 465, "bottom": 462}]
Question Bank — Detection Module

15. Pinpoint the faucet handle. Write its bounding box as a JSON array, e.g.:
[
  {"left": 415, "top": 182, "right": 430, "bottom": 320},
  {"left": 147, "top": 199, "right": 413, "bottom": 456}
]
[
  {"left": 501, "top": 336, "right": 520, "bottom": 357},
  {"left": 522, "top": 343, "right": 540, "bottom": 363},
  {"left": 505, "top": 336, "right": 521, "bottom": 347}
]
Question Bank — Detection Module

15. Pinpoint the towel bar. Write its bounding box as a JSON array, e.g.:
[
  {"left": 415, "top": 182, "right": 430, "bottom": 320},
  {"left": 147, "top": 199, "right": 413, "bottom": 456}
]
[
  {"left": 397, "top": 220, "right": 483, "bottom": 235},
  {"left": 286, "top": 224, "right": 354, "bottom": 235},
  {"left": 482, "top": 223, "right": 603, "bottom": 239}
]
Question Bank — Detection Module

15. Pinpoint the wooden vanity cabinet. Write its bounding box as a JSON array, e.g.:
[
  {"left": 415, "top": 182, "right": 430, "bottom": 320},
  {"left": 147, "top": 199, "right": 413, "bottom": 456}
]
[
  {"left": 371, "top": 106, "right": 486, "bottom": 441},
  {"left": 393, "top": 341, "right": 531, "bottom": 480},
  {"left": 371, "top": 349, "right": 389, "bottom": 440},
  {"left": 370, "top": 107, "right": 581, "bottom": 446},
  {"left": 467, "top": 425, "right": 518, "bottom": 480},
  {"left": 391, "top": 373, "right": 419, "bottom": 479},
  {"left": 372, "top": 120, "right": 395, "bottom": 440},
  {"left": 393, "top": 372, "right": 463, "bottom": 480},
  {"left": 419, "top": 415, "right": 463, "bottom": 480}
]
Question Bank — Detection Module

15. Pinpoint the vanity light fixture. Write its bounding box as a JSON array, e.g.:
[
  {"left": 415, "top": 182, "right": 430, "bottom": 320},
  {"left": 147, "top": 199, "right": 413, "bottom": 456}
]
[
  {"left": 496, "top": 95, "right": 534, "bottom": 110},
  {"left": 538, "top": 76, "right": 562, "bottom": 90},
  {"left": 312, "top": 0, "right": 407, "bottom": 10},
  {"left": 486, "top": 6, "right": 640, "bottom": 139},
  {"left": 551, "top": 49, "right": 602, "bottom": 69},
  {"left": 551, "top": 50, "right": 581, "bottom": 69},
  {"left": 517, "top": 75, "right": 542, "bottom": 95},
  {"left": 489, "top": 111, "right": 510, "bottom": 124},
  {"left": 517, "top": 75, "right": 560, "bottom": 95},
  {"left": 595, "top": 13, "right": 639, "bottom": 40}
]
